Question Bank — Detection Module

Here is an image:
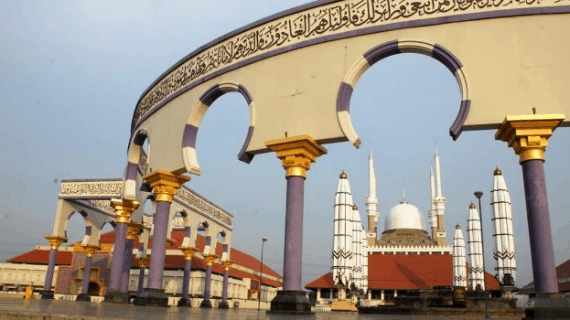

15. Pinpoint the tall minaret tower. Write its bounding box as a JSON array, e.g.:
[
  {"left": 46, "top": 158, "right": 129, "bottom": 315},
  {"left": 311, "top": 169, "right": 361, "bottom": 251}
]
[
  {"left": 432, "top": 150, "right": 447, "bottom": 246},
  {"left": 429, "top": 167, "right": 437, "bottom": 241},
  {"left": 365, "top": 151, "right": 379, "bottom": 247}
]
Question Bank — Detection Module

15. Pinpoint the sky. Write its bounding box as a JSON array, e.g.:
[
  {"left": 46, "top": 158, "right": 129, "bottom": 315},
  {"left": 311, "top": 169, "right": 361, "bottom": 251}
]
[{"left": 1, "top": 0, "right": 569, "bottom": 288}]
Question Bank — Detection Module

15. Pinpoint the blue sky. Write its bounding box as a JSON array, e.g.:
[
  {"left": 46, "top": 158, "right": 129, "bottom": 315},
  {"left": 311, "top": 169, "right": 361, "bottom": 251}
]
[{"left": 1, "top": 0, "right": 569, "bottom": 287}]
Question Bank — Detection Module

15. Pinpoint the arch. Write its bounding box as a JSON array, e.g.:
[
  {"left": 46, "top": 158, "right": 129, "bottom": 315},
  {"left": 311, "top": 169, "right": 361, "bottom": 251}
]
[
  {"left": 61, "top": 210, "right": 89, "bottom": 243},
  {"left": 124, "top": 130, "right": 149, "bottom": 200},
  {"left": 182, "top": 82, "right": 256, "bottom": 175},
  {"left": 336, "top": 40, "right": 470, "bottom": 146},
  {"left": 216, "top": 231, "right": 231, "bottom": 262},
  {"left": 87, "top": 282, "right": 100, "bottom": 296}
]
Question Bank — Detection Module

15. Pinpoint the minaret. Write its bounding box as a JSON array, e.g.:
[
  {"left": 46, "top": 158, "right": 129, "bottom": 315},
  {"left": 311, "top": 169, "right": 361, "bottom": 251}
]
[
  {"left": 429, "top": 167, "right": 437, "bottom": 241},
  {"left": 332, "top": 171, "right": 354, "bottom": 290},
  {"left": 453, "top": 224, "right": 468, "bottom": 288},
  {"left": 491, "top": 167, "right": 517, "bottom": 285},
  {"left": 351, "top": 204, "right": 362, "bottom": 290},
  {"left": 467, "top": 203, "right": 485, "bottom": 290},
  {"left": 432, "top": 150, "right": 447, "bottom": 246},
  {"left": 365, "top": 151, "right": 379, "bottom": 247}
]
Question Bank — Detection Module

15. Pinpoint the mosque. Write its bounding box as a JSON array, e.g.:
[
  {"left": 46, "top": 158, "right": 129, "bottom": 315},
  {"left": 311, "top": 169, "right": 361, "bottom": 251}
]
[{"left": 305, "top": 151, "right": 501, "bottom": 309}]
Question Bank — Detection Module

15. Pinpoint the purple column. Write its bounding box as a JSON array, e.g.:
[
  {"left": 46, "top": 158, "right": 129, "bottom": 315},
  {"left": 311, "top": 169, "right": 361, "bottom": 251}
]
[
  {"left": 181, "top": 259, "right": 192, "bottom": 300},
  {"left": 81, "top": 255, "right": 93, "bottom": 295},
  {"left": 137, "top": 267, "right": 145, "bottom": 296},
  {"left": 120, "top": 240, "right": 134, "bottom": 293},
  {"left": 43, "top": 249, "right": 58, "bottom": 292},
  {"left": 108, "top": 222, "right": 127, "bottom": 291},
  {"left": 147, "top": 201, "right": 170, "bottom": 290},
  {"left": 521, "top": 160, "right": 559, "bottom": 293},
  {"left": 283, "top": 176, "right": 304, "bottom": 290},
  {"left": 203, "top": 265, "right": 212, "bottom": 302},
  {"left": 221, "top": 269, "right": 229, "bottom": 303}
]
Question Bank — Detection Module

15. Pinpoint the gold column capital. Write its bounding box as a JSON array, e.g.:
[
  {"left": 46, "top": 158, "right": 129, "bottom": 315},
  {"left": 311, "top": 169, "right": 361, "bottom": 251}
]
[
  {"left": 265, "top": 135, "right": 327, "bottom": 178},
  {"left": 137, "top": 257, "right": 150, "bottom": 268},
  {"left": 204, "top": 254, "right": 219, "bottom": 266},
  {"left": 143, "top": 170, "right": 191, "bottom": 203},
  {"left": 111, "top": 199, "right": 140, "bottom": 224},
  {"left": 495, "top": 114, "right": 564, "bottom": 163},
  {"left": 181, "top": 247, "right": 197, "bottom": 260},
  {"left": 44, "top": 235, "right": 67, "bottom": 250},
  {"left": 223, "top": 260, "right": 234, "bottom": 271},
  {"left": 126, "top": 222, "right": 142, "bottom": 241},
  {"left": 83, "top": 245, "right": 101, "bottom": 258}
]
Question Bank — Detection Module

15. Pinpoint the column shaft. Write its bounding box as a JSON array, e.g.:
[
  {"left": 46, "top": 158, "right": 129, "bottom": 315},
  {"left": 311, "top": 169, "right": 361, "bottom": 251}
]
[
  {"left": 283, "top": 176, "right": 304, "bottom": 291},
  {"left": 137, "top": 268, "right": 145, "bottom": 296},
  {"left": 181, "top": 259, "right": 191, "bottom": 299},
  {"left": 44, "top": 249, "right": 58, "bottom": 291},
  {"left": 221, "top": 269, "right": 229, "bottom": 303},
  {"left": 521, "top": 160, "right": 559, "bottom": 293},
  {"left": 81, "top": 256, "right": 93, "bottom": 294},
  {"left": 120, "top": 240, "right": 134, "bottom": 293},
  {"left": 147, "top": 201, "right": 170, "bottom": 290},
  {"left": 108, "top": 222, "right": 127, "bottom": 291},
  {"left": 203, "top": 265, "right": 212, "bottom": 302}
]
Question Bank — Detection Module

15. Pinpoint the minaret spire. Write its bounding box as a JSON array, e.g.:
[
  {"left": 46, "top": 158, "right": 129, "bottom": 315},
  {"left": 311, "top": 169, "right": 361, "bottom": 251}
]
[
  {"left": 429, "top": 167, "right": 437, "bottom": 240},
  {"left": 453, "top": 224, "right": 468, "bottom": 288},
  {"left": 365, "top": 150, "right": 379, "bottom": 246},
  {"left": 332, "top": 171, "right": 355, "bottom": 293},
  {"left": 432, "top": 150, "right": 447, "bottom": 246},
  {"left": 467, "top": 203, "right": 485, "bottom": 290}
]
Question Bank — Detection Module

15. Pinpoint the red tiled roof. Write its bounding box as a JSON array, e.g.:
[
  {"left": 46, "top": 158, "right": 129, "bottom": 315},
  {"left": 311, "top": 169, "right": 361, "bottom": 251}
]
[
  {"left": 304, "top": 254, "right": 500, "bottom": 291},
  {"left": 557, "top": 258, "right": 570, "bottom": 293},
  {"left": 8, "top": 250, "right": 73, "bottom": 265}
]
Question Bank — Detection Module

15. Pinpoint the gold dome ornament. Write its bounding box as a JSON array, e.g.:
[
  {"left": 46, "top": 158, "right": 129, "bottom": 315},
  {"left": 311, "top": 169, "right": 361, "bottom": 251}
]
[
  {"left": 339, "top": 171, "right": 347, "bottom": 179},
  {"left": 469, "top": 202, "right": 476, "bottom": 209},
  {"left": 494, "top": 167, "right": 502, "bottom": 176}
]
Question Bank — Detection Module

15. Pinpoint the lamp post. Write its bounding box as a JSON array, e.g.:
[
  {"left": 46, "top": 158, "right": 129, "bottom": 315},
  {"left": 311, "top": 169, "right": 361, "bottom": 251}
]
[
  {"left": 474, "top": 191, "right": 489, "bottom": 319},
  {"left": 258, "top": 237, "right": 268, "bottom": 311}
]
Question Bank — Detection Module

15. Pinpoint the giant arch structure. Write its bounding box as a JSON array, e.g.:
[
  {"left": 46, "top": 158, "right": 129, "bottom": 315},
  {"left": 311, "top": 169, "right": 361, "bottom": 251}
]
[{"left": 114, "top": 0, "right": 570, "bottom": 314}]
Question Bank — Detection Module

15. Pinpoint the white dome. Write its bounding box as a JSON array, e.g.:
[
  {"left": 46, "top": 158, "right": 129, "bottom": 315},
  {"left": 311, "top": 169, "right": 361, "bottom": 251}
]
[{"left": 384, "top": 202, "right": 424, "bottom": 231}]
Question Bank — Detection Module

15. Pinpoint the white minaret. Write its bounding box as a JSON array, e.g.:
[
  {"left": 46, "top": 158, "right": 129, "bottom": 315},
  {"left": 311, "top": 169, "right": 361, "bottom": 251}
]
[
  {"left": 467, "top": 203, "right": 485, "bottom": 290},
  {"left": 429, "top": 167, "right": 437, "bottom": 241},
  {"left": 453, "top": 224, "right": 468, "bottom": 288},
  {"left": 365, "top": 151, "right": 379, "bottom": 246},
  {"left": 491, "top": 167, "right": 517, "bottom": 285},
  {"left": 352, "top": 204, "right": 363, "bottom": 290},
  {"left": 333, "top": 171, "right": 355, "bottom": 288},
  {"left": 432, "top": 150, "right": 447, "bottom": 246}
]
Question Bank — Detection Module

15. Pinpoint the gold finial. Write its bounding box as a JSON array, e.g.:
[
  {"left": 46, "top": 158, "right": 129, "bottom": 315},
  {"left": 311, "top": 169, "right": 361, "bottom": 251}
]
[
  {"left": 204, "top": 254, "right": 218, "bottom": 266},
  {"left": 126, "top": 222, "right": 142, "bottom": 240},
  {"left": 495, "top": 114, "right": 564, "bottom": 163},
  {"left": 138, "top": 257, "right": 150, "bottom": 268},
  {"left": 469, "top": 203, "right": 476, "bottom": 209},
  {"left": 494, "top": 167, "right": 502, "bottom": 176},
  {"left": 44, "top": 235, "right": 67, "bottom": 250},
  {"left": 223, "top": 260, "right": 234, "bottom": 271},
  {"left": 455, "top": 224, "right": 461, "bottom": 230},
  {"left": 84, "top": 245, "right": 101, "bottom": 258},
  {"left": 111, "top": 199, "right": 140, "bottom": 224},
  {"left": 352, "top": 204, "right": 358, "bottom": 210},
  {"left": 143, "top": 170, "right": 190, "bottom": 203},
  {"left": 265, "top": 135, "right": 327, "bottom": 178},
  {"left": 181, "top": 247, "right": 197, "bottom": 261},
  {"left": 339, "top": 171, "right": 347, "bottom": 179}
]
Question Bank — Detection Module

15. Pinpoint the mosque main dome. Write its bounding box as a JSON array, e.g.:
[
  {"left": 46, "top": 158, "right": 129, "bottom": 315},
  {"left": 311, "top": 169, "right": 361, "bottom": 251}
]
[{"left": 384, "top": 201, "right": 424, "bottom": 231}]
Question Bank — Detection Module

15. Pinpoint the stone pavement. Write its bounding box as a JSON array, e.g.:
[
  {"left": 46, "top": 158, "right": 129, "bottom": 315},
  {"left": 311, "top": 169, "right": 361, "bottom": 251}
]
[{"left": 0, "top": 297, "right": 517, "bottom": 320}]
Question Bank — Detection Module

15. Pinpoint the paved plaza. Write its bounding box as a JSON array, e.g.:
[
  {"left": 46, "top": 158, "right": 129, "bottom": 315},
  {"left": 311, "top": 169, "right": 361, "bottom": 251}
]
[{"left": 0, "top": 297, "right": 516, "bottom": 320}]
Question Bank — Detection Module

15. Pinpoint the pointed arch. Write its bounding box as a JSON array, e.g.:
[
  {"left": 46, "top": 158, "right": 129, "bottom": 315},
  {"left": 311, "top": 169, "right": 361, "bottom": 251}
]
[
  {"left": 123, "top": 130, "right": 149, "bottom": 200},
  {"left": 182, "top": 82, "right": 256, "bottom": 175},
  {"left": 337, "top": 40, "right": 470, "bottom": 146}
]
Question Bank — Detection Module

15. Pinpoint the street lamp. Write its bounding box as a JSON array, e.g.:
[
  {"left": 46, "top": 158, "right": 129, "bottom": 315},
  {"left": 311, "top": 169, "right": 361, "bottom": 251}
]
[
  {"left": 258, "top": 237, "right": 268, "bottom": 311},
  {"left": 474, "top": 191, "right": 489, "bottom": 319}
]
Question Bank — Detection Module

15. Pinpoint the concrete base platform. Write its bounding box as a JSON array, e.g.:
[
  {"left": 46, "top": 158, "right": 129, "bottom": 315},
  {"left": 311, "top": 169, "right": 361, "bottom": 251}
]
[
  {"left": 40, "top": 290, "right": 54, "bottom": 299},
  {"left": 218, "top": 301, "right": 230, "bottom": 309},
  {"left": 133, "top": 288, "right": 168, "bottom": 307},
  {"left": 104, "top": 290, "right": 129, "bottom": 304},
  {"left": 75, "top": 293, "right": 91, "bottom": 301},
  {"left": 268, "top": 290, "right": 313, "bottom": 315},
  {"left": 524, "top": 293, "right": 570, "bottom": 319},
  {"left": 177, "top": 298, "right": 191, "bottom": 307},
  {"left": 200, "top": 299, "right": 212, "bottom": 308}
]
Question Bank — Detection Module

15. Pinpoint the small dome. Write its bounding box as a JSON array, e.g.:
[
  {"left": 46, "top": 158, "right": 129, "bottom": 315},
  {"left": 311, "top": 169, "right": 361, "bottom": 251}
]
[
  {"left": 469, "top": 202, "right": 476, "bottom": 209},
  {"left": 384, "top": 202, "right": 423, "bottom": 231},
  {"left": 352, "top": 204, "right": 358, "bottom": 210},
  {"left": 494, "top": 167, "right": 502, "bottom": 176},
  {"left": 455, "top": 224, "right": 461, "bottom": 230},
  {"left": 339, "top": 171, "right": 347, "bottom": 179}
]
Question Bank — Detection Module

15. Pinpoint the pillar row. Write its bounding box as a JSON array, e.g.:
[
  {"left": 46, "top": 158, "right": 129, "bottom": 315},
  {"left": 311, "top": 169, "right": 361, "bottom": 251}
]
[{"left": 41, "top": 235, "right": 67, "bottom": 299}]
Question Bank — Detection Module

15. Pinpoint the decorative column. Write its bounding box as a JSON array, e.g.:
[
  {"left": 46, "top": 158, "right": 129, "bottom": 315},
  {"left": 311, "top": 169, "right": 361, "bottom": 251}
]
[
  {"left": 134, "top": 170, "right": 189, "bottom": 307},
  {"left": 77, "top": 245, "right": 100, "bottom": 301},
  {"left": 105, "top": 199, "right": 139, "bottom": 303},
  {"left": 200, "top": 254, "right": 218, "bottom": 308},
  {"left": 266, "top": 135, "right": 327, "bottom": 314},
  {"left": 219, "top": 260, "right": 234, "bottom": 309},
  {"left": 178, "top": 247, "right": 197, "bottom": 307},
  {"left": 495, "top": 114, "right": 562, "bottom": 293},
  {"left": 41, "top": 235, "right": 67, "bottom": 299},
  {"left": 120, "top": 222, "right": 140, "bottom": 295},
  {"left": 137, "top": 257, "right": 149, "bottom": 296}
]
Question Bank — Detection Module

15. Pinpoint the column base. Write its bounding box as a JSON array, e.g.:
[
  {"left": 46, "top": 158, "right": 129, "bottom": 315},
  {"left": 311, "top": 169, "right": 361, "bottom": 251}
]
[
  {"left": 133, "top": 288, "right": 169, "bottom": 307},
  {"left": 524, "top": 293, "right": 570, "bottom": 320},
  {"left": 268, "top": 290, "right": 313, "bottom": 315},
  {"left": 40, "top": 290, "right": 54, "bottom": 299},
  {"left": 76, "top": 293, "right": 91, "bottom": 301},
  {"left": 104, "top": 290, "right": 130, "bottom": 304},
  {"left": 200, "top": 299, "right": 212, "bottom": 308},
  {"left": 177, "top": 298, "right": 192, "bottom": 307},
  {"left": 219, "top": 301, "right": 230, "bottom": 309}
]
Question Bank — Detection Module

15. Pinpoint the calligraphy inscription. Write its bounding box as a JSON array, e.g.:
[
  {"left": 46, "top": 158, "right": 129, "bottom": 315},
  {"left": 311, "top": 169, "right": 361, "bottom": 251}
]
[
  {"left": 133, "top": 0, "right": 567, "bottom": 127},
  {"left": 176, "top": 188, "right": 233, "bottom": 226},
  {"left": 81, "top": 200, "right": 115, "bottom": 215},
  {"left": 59, "top": 181, "right": 123, "bottom": 198}
]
